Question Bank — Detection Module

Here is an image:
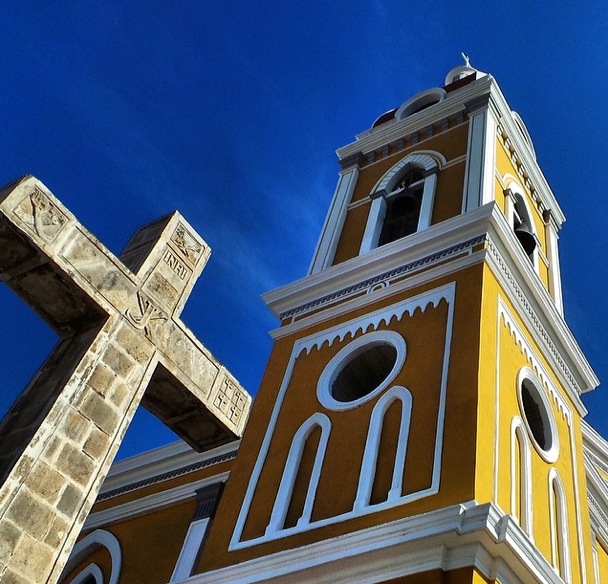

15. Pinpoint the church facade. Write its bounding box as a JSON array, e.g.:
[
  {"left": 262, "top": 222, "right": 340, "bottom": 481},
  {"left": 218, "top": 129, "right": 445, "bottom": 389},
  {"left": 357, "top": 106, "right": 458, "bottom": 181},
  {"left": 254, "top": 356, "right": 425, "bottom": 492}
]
[{"left": 59, "top": 63, "right": 608, "bottom": 584}]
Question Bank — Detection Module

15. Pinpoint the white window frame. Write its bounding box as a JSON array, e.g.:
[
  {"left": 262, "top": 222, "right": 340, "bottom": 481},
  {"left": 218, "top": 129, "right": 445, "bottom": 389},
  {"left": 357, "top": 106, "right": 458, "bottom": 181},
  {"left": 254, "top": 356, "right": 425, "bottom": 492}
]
[
  {"left": 360, "top": 153, "right": 441, "bottom": 254},
  {"left": 504, "top": 181, "right": 539, "bottom": 270},
  {"left": 61, "top": 529, "right": 121, "bottom": 584},
  {"left": 511, "top": 416, "right": 533, "bottom": 539},
  {"left": 316, "top": 330, "right": 406, "bottom": 411},
  {"left": 549, "top": 468, "right": 572, "bottom": 582},
  {"left": 266, "top": 413, "right": 331, "bottom": 535},
  {"left": 67, "top": 563, "right": 104, "bottom": 584},
  {"left": 354, "top": 385, "right": 413, "bottom": 512},
  {"left": 516, "top": 367, "right": 559, "bottom": 463}
]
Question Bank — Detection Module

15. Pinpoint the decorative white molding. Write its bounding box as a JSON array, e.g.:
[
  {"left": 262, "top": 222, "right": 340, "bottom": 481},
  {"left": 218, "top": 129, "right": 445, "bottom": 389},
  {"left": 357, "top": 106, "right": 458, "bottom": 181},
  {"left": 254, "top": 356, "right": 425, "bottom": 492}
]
[
  {"left": 510, "top": 417, "right": 533, "bottom": 538},
  {"left": 497, "top": 297, "right": 588, "bottom": 582},
  {"left": 266, "top": 413, "right": 331, "bottom": 535},
  {"left": 545, "top": 215, "right": 564, "bottom": 315},
  {"left": 62, "top": 530, "right": 121, "bottom": 584},
  {"left": 309, "top": 167, "right": 359, "bottom": 275},
  {"left": 510, "top": 111, "right": 537, "bottom": 160},
  {"left": 84, "top": 473, "right": 229, "bottom": 530},
  {"left": 188, "top": 502, "right": 567, "bottom": 584},
  {"left": 359, "top": 152, "right": 443, "bottom": 254},
  {"left": 98, "top": 440, "right": 238, "bottom": 500},
  {"left": 516, "top": 366, "right": 560, "bottom": 463},
  {"left": 462, "top": 96, "right": 497, "bottom": 213},
  {"left": 170, "top": 518, "right": 210, "bottom": 583},
  {"left": 316, "top": 330, "right": 406, "bottom": 411},
  {"left": 354, "top": 386, "right": 413, "bottom": 510},
  {"left": 395, "top": 87, "right": 447, "bottom": 120},
  {"left": 487, "top": 204, "right": 597, "bottom": 400},
  {"left": 230, "top": 283, "right": 455, "bottom": 550},
  {"left": 548, "top": 468, "right": 572, "bottom": 582},
  {"left": 67, "top": 563, "right": 103, "bottom": 584}
]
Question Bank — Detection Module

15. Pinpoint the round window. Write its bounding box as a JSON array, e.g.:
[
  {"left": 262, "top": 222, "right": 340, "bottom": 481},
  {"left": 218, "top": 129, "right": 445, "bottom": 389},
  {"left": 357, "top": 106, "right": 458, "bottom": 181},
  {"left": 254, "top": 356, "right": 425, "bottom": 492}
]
[
  {"left": 317, "top": 331, "right": 406, "bottom": 411},
  {"left": 517, "top": 369, "right": 559, "bottom": 462}
]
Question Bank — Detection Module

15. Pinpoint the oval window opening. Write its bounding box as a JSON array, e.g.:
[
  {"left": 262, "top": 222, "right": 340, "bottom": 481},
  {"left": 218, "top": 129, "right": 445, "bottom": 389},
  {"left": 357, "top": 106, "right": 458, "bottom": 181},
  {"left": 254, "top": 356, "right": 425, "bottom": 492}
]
[
  {"left": 332, "top": 343, "right": 397, "bottom": 403},
  {"left": 521, "top": 378, "right": 551, "bottom": 451}
]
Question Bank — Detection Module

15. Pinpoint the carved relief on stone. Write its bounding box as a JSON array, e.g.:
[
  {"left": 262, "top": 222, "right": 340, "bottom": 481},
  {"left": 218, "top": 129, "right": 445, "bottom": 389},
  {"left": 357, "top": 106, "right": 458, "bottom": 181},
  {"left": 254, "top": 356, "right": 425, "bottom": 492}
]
[
  {"left": 125, "top": 291, "right": 167, "bottom": 339},
  {"left": 171, "top": 223, "right": 202, "bottom": 263},
  {"left": 214, "top": 378, "right": 247, "bottom": 424},
  {"left": 162, "top": 248, "right": 190, "bottom": 281},
  {"left": 13, "top": 187, "right": 67, "bottom": 241}
]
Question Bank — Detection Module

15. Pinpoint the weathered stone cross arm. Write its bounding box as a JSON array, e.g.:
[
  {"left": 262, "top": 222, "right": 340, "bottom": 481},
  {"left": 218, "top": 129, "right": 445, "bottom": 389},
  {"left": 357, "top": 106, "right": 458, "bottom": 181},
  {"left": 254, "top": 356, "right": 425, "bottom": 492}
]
[{"left": 0, "top": 176, "right": 252, "bottom": 584}]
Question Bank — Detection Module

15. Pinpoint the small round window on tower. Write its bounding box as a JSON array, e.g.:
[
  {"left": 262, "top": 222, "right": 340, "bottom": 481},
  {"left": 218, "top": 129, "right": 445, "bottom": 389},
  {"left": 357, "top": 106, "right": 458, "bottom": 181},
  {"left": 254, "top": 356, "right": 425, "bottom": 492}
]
[
  {"left": 517, "top": 370, "right": 559, "bottom": 462},
  {"left": 332, "top": 343, "right": 397, "bottom": 402},
  {"left": 316, "top": 331, "right": 407, "bottom": 411}
]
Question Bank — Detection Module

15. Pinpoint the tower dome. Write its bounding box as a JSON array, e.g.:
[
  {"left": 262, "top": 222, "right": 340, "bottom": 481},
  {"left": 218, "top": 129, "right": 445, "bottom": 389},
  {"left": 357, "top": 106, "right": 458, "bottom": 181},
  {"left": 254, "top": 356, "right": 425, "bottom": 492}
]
[{"left": 444, "top": 53, "right": 485, "bottom": 85}]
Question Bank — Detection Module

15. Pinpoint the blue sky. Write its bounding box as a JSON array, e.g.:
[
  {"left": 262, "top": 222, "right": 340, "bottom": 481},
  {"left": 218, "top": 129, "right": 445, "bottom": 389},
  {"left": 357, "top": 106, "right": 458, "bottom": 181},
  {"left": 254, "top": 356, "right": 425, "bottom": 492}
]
[{"left": 1, "top": 2, "right": 608, "bottom": 459}]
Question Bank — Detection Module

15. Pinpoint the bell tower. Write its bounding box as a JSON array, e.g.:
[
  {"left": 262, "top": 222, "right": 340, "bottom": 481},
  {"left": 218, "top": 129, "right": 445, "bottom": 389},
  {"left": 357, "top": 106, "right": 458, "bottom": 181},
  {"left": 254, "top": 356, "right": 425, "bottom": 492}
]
[{"left": 195, "top": 63, "right": 599, "bottom": 583}]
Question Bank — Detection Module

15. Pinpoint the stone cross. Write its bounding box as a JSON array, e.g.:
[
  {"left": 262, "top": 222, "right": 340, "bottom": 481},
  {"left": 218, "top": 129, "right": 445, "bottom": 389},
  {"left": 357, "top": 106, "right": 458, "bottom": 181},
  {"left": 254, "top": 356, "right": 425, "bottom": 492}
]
[{"left": 0, "top": 176, "right": 251, "bottom": 584}]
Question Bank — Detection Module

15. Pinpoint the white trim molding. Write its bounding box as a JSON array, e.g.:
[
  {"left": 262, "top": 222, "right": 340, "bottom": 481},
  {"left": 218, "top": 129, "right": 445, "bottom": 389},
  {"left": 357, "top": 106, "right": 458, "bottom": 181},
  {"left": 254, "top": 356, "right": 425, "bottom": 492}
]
[
  {"left": 84, "top": 473, "right": 229, "bottom": 530},
  {"left": 548, "top": 468, "right": 572, "bottom": 582},
  {"left": 462, "top": 94, "right": 497, "bottom": 213},
  {"left": 360, "top": 151, "right": 444, "bottom": 254},
  {"left": 230, "top": 283, "right": 455, "bottom": 550},
  {"left": 510, "top": 416, "right": 533, "bottom": 539},
  {"left": 61, "top": 529, "right": 121, "bottom": 584},
  {"left": 354, "top": 385, "right": 413, "bottom": 511},
  {"left": 188, "top": 502, "right": 570, "bottom": 584},
  {"left": 170, "top": 518, "right": 211, "bottom": 583},
  {"left": 516, "top": 367, "right": 560, "bottom": 463},
  {"left": 67, "top": 564, "right": 103, "bottom": 584},
  {"left": 309, "top": 166, "right": 359, "bottom": 274},
  {"left": 316, "top": 330, "right": 406, "bottom": 411},
  {"left": 266, "top": 413, "right": 331, "bottom": 535}
]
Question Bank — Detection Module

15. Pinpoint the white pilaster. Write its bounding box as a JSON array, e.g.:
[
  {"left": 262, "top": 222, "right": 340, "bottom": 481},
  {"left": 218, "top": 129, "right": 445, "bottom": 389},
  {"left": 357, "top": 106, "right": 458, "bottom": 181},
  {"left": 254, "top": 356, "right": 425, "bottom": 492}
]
[
  {"left": 309, "top": 165, "right": 359, "bottom": 274},
  {"left": 462, "top": 95, "right": 497, "bottom": 213},
  {"left": 544, "top": 210, "right": 564, "bottom": 315}
]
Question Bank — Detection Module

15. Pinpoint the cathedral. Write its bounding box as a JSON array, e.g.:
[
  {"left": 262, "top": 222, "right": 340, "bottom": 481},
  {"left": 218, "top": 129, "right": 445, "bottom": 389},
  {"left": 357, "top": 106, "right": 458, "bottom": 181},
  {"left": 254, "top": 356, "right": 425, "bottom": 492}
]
[{"left": 3, "top": 61, "right": 608, "bottom": 584}]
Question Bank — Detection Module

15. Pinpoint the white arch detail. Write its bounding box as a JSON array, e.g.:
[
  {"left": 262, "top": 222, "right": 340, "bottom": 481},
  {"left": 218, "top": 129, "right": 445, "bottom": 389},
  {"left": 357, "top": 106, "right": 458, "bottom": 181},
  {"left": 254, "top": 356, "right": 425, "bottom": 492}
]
[
  {"left": 354, "top": 386, "right": 413, "bottom": 512},
  {"left": 503, "top": 177, "right": 539, "bottom": 270},
  {"left": 510, "top": 416, "right": 533, "bottom": 538},
  {"left": 67, "top": 563, "right": 104, "bottom": 584},
  {"left": 549, "top": 468, "right": 572, "bottom": 582},
  {"left": 61, "top": 529, "right": 121, "bottom": 584},
  {"left": 360, "top": 152, "right": 444, "bottom": 254},
  {"left": 266, "top": 413, "right": 331, "bottom": 534}
]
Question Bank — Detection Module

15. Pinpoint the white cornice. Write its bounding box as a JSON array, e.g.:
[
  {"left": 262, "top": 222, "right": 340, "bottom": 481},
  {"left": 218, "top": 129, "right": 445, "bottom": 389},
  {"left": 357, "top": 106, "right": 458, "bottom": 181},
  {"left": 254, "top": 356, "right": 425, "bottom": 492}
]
[
  {"left": 263, "top": 203, "right": 596, "bottom": 402},
  {"left": 584, "top": 451, "right": 608, "bottom": 546},
  {"left": 99, "top": 440, "right": 239, "bottom": 497},
  {"left": 337, "top": 74, "right": 564, "bottom": 228},
  {"left": 85, "top": 472, "right": 230, "bottom": 530},
  {"left": 337, "top": 75, "right": 493, "bottom": 159},
  {"left": 485, "top": 205, "right": 597, "bottom": 398},
  {"left": 583, "top": 420, "right": 608, "bottom": 467},
  {"left": 263, "top": 204, "right": 493, "bottom": 318},
  {"left": 183, "top": 502, "right": 563, "bottom": 584}
]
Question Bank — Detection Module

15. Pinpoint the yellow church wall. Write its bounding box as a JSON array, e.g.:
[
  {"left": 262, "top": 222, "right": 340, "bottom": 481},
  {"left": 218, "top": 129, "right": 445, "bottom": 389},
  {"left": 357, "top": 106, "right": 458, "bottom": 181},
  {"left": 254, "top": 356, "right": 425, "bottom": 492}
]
[
  {"left": 332, "top": 123, "right": 470, "bottom": 265},
  {"left": 494, "top": 140, "right": 551, "bottom": 292},
  {"left": 477, "top": 264, "right": 593, "bottom": 581},
  {"left": 60, "top": 500, "right": 196, "bottom": 584},
  {"left": 198, "top": 264, "right": 484, "bottom": 571}
]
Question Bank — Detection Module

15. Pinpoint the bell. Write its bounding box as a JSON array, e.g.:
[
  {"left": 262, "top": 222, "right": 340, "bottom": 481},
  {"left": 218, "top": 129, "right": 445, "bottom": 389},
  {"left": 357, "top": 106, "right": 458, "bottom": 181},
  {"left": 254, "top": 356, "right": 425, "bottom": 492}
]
[{"left": 514, "top": 221, "right": 536, "bottom": 255}]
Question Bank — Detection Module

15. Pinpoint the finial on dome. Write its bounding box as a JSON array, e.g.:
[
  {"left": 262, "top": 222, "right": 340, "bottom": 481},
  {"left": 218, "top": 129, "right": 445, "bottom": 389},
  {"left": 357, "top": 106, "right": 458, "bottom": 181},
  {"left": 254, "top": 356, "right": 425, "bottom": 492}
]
[{"left": 444, "top": 55, "right": 485, "bottom": 86}]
